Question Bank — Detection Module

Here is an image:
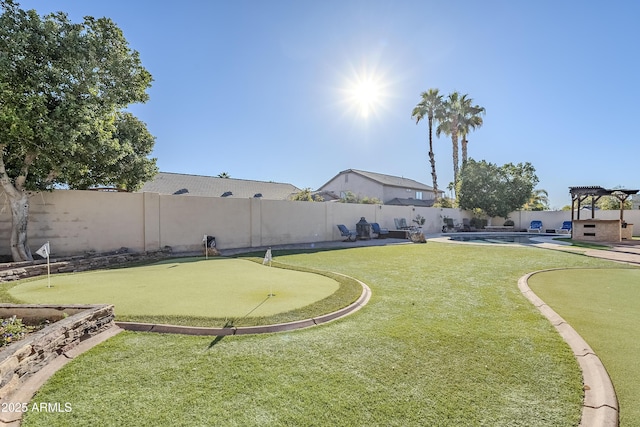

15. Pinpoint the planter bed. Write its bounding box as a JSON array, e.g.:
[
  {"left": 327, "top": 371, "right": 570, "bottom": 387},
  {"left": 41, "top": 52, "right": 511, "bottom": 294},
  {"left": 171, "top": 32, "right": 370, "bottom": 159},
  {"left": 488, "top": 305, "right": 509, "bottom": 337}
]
[{"left": 0, "top": 304, "right": 115, "bottom": 401}]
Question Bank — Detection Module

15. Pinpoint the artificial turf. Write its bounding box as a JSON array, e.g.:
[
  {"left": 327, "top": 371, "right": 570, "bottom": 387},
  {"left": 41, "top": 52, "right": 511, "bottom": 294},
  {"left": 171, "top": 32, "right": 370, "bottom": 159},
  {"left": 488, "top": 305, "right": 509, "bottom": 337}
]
[
  {"left": 19, "top": 242, "right": 626, "bottom": 426},
  {"left": 8, "top": 257, "right": 340, "bottom": 323},
  {"left": 528, "top": 268, "right": 640, "bottom": 426}
]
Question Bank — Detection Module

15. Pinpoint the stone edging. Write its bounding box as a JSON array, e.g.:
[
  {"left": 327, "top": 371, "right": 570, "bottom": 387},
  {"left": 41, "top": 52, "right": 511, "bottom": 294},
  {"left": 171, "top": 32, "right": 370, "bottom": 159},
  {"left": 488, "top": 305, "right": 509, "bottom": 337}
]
[
  {"left": 518, "top": 271, "right": 619, "bottom": 427},
  {"left": 0, "top": 250, "right": 172, "bottom": 283},
  {"left": 0, "top": 305, "right": 119, "bottom": 426},
  {"left": 116, "top": 272, "right": 371, "bottom": 336}
]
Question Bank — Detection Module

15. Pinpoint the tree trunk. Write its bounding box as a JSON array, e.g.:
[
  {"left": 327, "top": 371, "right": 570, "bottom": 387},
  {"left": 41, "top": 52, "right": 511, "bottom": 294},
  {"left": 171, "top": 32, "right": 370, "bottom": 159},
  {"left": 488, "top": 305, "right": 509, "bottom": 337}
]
[
  {"left": 451, "top": 128, "right": 459, "bottom": 189},
  {"left": 7, "top": 190, "right": 32, "bottom": 261},
  {"left": 0, "top": 147, "right": 34, "bottom": 262},
  {"left": 428, "top": 118, "right": 439, "bottom": 201},
  {"left": 461, "top": 136, "right": 468, "bottom": 165}
]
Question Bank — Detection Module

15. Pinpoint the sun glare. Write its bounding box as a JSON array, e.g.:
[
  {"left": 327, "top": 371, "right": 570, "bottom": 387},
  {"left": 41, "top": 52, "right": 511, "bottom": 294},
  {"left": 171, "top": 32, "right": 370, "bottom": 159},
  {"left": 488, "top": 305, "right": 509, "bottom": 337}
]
[
  {"left": 342, "top": 69, "right": 388, "bottom": 120},
  {"left": 351, "top": 79, "right": 380, "bottom": 118}
]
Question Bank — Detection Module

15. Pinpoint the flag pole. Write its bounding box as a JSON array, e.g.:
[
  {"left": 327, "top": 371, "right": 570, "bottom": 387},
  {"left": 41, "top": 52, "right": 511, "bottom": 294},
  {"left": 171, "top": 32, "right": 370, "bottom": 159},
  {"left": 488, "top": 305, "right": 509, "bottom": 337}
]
[
  {"left": 36, "top": 241, "right": 51, "bottom": 288},
  {"left": 204, "top": 235, "right": 208, "bottom": 260},
  {"left": 263, "top": 247, "right": 274, "bottom": 297},
  {"left": 45, "top": 241, "right": 51, "bottom": 288}
]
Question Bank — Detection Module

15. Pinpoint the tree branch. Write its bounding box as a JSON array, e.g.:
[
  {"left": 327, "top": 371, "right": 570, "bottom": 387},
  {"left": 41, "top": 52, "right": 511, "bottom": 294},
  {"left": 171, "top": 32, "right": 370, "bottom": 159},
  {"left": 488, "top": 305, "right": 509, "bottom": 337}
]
[{"left": 13, "top": 152, "right": 36, "bottom": 191}]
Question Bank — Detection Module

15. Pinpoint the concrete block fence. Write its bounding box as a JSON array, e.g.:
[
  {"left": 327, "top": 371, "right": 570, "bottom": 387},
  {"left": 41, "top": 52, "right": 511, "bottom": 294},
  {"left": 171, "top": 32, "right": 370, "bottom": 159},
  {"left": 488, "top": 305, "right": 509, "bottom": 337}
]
[{"left": 1, "top": 190, "right": 638, "bottom": 257}]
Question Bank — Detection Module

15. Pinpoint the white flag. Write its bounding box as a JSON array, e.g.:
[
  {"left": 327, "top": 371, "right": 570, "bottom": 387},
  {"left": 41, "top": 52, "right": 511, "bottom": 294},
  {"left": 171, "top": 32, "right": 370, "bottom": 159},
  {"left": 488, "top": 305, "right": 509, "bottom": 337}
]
[
  {"left": 203, "top": 234, "right": 207, "bottom": 242},
  {"left": 36, "top": 242, "right": 50, "bottom": 259},
  {"left": 262, "top": 248, "right": 272, "bottom": 265}
]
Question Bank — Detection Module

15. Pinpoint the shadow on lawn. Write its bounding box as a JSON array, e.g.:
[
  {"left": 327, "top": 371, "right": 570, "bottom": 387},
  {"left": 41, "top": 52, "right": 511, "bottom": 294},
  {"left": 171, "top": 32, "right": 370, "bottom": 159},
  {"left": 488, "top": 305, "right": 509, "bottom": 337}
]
[
  {"left": 207, "top": 319, "right": 234, "bottom": 349},
  {"left": 207, "top": 295, "right": 273, "bottom": 349}
]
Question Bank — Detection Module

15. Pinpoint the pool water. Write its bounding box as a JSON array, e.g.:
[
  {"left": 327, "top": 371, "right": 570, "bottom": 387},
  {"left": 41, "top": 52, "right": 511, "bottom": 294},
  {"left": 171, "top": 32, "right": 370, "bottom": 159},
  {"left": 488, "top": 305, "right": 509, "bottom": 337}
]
[{"left": 448, "top": 234, "right": 535, "bottom": 244}]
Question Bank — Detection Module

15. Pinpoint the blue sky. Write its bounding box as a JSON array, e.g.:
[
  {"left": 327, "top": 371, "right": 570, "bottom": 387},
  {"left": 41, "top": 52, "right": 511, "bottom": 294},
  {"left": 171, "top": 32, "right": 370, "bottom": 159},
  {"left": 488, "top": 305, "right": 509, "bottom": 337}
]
[{"left": 17, "top": 0, "right": 640, "bottom": 209}]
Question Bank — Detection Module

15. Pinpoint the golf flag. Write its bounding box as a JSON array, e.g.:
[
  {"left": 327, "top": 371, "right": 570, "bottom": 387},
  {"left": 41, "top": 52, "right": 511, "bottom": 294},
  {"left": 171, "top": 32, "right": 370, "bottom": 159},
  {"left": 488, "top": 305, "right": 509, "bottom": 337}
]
[
  {"left": 36, "top": 242, "right": 50, "bottom": 259},
  {"left": 35, "top": 242, "right": 52, "bottom": 288},
  {"left": 263, "top": 248, "right": 272, "bottom": 265}
]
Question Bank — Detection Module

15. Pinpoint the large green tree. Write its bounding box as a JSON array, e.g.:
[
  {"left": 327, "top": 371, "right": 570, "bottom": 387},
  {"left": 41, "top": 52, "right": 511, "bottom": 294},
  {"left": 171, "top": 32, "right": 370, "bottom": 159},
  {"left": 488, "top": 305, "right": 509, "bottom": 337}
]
[
  {"left": 457, "top": 159, "right": 538, "bottom": 219},
  {"left": 596, "top": 192, "right": 632, "bottom": 210},
  {"left": 0, "top": 1, "right": 157, "bottom": 261},
  {"left": 411, "top": 88, "right": 443, "bottom": 201}
]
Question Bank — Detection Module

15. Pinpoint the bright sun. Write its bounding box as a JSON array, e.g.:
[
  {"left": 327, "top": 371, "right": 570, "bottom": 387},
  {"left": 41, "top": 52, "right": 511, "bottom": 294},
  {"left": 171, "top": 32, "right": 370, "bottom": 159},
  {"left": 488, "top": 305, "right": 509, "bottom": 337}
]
[
  {"left": 351, "top": 79, "right": 380, "bottom": 118},
  {"left": 343, "top": 70, "right": 387, "bottom": 119}
]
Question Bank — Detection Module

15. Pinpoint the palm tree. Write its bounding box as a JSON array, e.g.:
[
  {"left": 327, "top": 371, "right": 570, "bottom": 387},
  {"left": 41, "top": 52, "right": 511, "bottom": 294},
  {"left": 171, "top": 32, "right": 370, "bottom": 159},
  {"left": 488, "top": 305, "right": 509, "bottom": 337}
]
[
  {"left": 411, "top": 88, "right": 443, "bottom": 201},
  {"left": 436, "top": 92, "right": 463, "bottom": 186},
  {"left": 217, "top": 172, "right": 230, "bottom": 178},
  {"left": 437, "top": 92, "right": 485, "bottom": 187},
  {"left": 522, "top": 189, "right": 550, "bottom": 211},
  {"left": 458, "top": 97, "right": 485, "bottom": 164}
]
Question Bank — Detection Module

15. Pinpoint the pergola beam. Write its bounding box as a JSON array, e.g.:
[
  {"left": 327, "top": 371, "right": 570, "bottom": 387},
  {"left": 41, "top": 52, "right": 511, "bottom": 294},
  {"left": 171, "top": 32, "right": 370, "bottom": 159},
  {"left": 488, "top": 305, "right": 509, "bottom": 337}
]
[{"left": 569, "top": 186, "right": 639, "bottom": 223}]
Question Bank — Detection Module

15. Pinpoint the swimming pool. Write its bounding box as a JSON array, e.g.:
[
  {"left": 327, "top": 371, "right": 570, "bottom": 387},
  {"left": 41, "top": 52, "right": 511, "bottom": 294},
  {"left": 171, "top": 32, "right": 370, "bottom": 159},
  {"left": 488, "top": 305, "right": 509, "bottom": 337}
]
[{"left": 448, "top": 234, "right": 536, "bottom": 244}]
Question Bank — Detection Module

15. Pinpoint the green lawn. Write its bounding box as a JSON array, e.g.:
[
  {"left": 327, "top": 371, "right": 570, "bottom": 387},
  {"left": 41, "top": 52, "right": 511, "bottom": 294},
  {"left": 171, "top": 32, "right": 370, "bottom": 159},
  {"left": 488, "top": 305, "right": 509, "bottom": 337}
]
[
  {"left": 528, "top": 268, "right": 640, "bottom": 426},
  {"left": 8, "top": 257, "right": 356, "bottom": 327},
  {"left": 18, "top": 243, "right": 626, "bottom": 426}
]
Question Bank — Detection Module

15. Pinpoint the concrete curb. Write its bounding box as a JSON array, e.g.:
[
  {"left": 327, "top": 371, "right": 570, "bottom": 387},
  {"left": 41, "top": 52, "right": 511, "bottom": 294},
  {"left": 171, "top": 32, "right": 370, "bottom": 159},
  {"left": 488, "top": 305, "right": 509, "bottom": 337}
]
[
  {"left": 116, "top": 273, "right": 372, "bottom": 336},
  {"left": 518, "top": 271, "right": 619, "bottom": 427}
]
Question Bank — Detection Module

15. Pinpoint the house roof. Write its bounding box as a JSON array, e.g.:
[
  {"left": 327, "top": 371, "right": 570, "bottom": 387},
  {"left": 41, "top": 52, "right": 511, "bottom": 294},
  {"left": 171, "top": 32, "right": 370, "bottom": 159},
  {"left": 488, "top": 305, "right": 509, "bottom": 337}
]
[
  {"left": 139, "top": 172, "right": 301, "bottom": 199},
  {"left": 385, "top": 197, "right": 436, "bottom": 207},
  {"left": 322, "top": 169, "right": 442, "bottom": 193},
  {"left": 312, "top": 190, "right": 342, "bottom": 202}
]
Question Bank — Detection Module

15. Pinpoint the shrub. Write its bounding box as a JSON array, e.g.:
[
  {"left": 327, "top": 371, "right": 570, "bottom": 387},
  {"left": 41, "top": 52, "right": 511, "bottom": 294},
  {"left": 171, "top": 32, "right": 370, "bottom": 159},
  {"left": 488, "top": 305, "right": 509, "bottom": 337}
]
[
  {"left": 1, "top": 316, "right": 30, "bottom": 347},
  {"left": 470, "top": 217, "right": 487, "bottom": 229}
]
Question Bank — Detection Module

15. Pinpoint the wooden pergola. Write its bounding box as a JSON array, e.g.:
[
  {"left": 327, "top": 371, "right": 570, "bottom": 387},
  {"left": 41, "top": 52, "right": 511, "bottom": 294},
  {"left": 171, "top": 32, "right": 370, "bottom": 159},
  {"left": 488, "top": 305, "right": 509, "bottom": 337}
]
[{"left": 570, "top": 186, "right": 639, "bottom": 222}]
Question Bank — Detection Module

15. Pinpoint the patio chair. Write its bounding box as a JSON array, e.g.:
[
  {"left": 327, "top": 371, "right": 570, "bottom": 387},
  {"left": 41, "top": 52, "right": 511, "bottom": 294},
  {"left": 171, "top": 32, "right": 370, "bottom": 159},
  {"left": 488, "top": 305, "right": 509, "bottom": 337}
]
[
  {"left": 527, "top": 220, "right": 543, "bottom": 233},
  {"left": 556, "top": 221, "right": 572, "bottom": 234},
  {"left": 462, "top": 218, "right": 475, "bottom": 232},
  {"left": 371, "top": 223, "right": 389, "bottom": 238},
  {"left": 442, "top": 217, "right": 463, "bottom": 232},
  {"left": 337, "top": 224, "right": 357, "bottom": 242},
  {"left": 394, "top": 218, "right": 411, "bottom": 230}
]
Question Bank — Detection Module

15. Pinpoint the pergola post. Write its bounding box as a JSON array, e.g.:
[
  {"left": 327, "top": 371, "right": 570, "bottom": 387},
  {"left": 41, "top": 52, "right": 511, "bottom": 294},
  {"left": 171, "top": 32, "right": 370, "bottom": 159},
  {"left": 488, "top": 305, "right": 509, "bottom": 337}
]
[{"left": 569, "top": 186, "right": 639, "bottom": 241}]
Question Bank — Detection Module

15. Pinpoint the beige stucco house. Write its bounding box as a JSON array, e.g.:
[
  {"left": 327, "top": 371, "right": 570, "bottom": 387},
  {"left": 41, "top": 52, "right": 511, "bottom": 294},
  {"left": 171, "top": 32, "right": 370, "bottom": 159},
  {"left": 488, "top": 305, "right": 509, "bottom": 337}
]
[{"left": 317, "top": 169, "right": 443, "bottom": 206}]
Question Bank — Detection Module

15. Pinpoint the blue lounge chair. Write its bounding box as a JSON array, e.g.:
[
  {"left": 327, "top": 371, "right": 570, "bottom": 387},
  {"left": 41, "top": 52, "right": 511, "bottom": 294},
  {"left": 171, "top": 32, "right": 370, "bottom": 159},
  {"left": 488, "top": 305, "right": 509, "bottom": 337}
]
[
  {"left": 527, "top": 220, "right": 543, "bottom": 233},
  {"left": 371, "top": 223, "right": 389, "bottom": 238},
  {"left": 337, "top": 224, "right": 357, "bottom": 242},
  {"left": 556, "top": 221, "right": 572, "bottom": 234}
]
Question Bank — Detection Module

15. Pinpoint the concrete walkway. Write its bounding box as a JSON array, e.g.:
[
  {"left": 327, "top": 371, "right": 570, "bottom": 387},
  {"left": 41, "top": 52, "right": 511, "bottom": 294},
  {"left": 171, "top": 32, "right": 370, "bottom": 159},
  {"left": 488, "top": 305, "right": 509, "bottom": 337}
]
[{"left": 530, "top": 235, "right": 640, "bottom": 265}]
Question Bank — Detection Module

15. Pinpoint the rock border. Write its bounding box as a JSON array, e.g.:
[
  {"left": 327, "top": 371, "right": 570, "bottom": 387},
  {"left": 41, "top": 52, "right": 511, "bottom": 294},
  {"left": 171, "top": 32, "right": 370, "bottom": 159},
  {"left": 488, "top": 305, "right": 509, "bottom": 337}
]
[
  {"left": 0, "top": 304, "right": 118, "bottom": 426},
  {"left": 518, "top": 271, "right": 619, "bottom": 427},
  {"left": 0, "top": 249, "right": 172, "bottom": 283}
]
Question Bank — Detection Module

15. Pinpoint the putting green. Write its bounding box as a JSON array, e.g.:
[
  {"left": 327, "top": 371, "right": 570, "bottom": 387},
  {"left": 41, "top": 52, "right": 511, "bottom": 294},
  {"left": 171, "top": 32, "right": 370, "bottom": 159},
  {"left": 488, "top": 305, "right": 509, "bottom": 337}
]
[{"left": 9, "top": 258, "right": 339, "bottom": 318}]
